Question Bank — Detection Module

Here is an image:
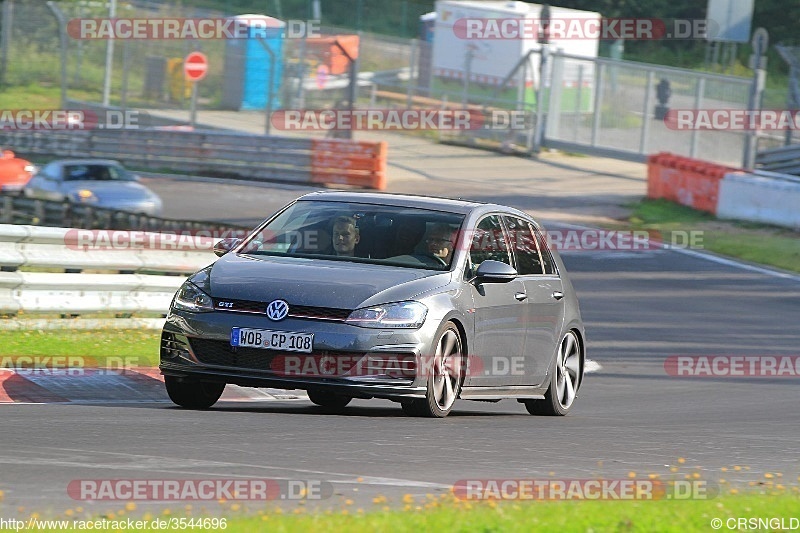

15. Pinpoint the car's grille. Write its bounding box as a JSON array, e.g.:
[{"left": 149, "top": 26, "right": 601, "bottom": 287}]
[
  {"left": 211, "top": 298, "right": 351, "bottom": 322},
  {"left": 188, "top": 338, "right": 365, "bottom": 376},
  {"left": 161, "top": 332, "right": 190, "bottom": 359}
]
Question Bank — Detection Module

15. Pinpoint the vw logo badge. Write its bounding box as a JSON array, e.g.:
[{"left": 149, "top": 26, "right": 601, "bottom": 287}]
[{"left": 266, "top": 299, "right": 289, "bottom": 321}]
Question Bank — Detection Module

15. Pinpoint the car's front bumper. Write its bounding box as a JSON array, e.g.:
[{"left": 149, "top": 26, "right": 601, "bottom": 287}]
[
  {"left": 88, "top": 198, "right": 163, "bottom": 216},
  {"left": 159, "top": 309, "right": 437, "bottom": 399},
  {"left": 0, "top": 183, "right": 25, "bottom": 193}
]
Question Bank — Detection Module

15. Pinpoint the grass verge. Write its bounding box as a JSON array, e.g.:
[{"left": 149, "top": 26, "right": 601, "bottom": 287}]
[
  {"left": 612, "top": 199, "right": 800, "bottom": 274},
  {"left": 0, "top": 329, "right": 160, "bottom": 367},
  {"left": 13, "top": 493, "right": 800, "bottom": 532}
]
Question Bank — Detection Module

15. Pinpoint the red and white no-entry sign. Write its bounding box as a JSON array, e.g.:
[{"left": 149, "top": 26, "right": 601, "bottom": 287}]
[{"left": 183, "top": 52, "right": 208, "bottom": 82}]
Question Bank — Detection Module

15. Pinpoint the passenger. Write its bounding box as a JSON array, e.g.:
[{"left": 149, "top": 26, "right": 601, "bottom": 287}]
[{"left": 331, "top": 216, "right": 360, "bottom": 257}]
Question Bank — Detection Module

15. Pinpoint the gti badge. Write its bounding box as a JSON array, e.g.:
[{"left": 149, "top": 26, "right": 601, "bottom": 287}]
[{"left": 266, "top": 299, "right": 289, "bottom": 321}]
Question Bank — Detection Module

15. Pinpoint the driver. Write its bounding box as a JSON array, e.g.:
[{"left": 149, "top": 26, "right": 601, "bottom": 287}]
[{"left": 425, "top": 223, "right": 456, "bottom": 264}]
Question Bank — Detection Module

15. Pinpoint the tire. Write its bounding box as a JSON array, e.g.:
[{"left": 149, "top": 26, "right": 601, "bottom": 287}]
[
  {"left": 524, "top": 331, "right": 582, "bottom": 416},
  {"left": 307, "top": 390, "right": 352, "bottom": 410},
  {"left": 164, "top": 376, "right": 225, "bottom": 409},
  {"left": 402, "top": 321, "right": 464, "bottom": 418}
]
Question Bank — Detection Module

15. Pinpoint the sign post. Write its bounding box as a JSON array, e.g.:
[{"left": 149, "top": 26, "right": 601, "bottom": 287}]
[
  {"left": 184, "top": 52, "right": 208, "bottom": 128},
  {"left": 743, "top": 28, "right": 768, "bottom": 170}
]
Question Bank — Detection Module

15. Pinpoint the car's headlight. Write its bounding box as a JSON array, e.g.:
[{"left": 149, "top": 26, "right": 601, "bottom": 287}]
[
  {"left": 71, "top": 189, "right": 98, "bottom": 203},
  {"left": 345, "top": 301, "right": 428, "bottom": 329},
  {"left": 173, "top": 282, "right": 214, "bottom": 313}
]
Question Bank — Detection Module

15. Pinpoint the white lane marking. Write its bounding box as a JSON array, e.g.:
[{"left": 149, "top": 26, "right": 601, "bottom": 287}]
[
  {"left": 670, "top": 247, "right": 800, "bottom": 281},
  {"left": 585, "top": 359, "right": 602, "bottom": 373}
]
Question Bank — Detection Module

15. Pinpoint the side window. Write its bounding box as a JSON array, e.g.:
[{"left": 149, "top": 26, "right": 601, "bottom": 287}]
[
  {"left": 469, "top": 215, "right": 512, "bottom": 272},
  {"left": 503, "top": 216, "right": 543, "bottom": 275},
  {"left": 64, "top": 165, "right": 89, "bottom": 181},
  {"left": 533, "top": 228, "right": 557, "bottom": 275}
]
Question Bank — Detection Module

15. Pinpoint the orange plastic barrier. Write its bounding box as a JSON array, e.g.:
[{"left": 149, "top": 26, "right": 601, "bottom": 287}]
[
  {"left": 305, "top": 35, "right": 360, "bottom": 75},
  {"left": 646, "top": 152, "right": 739, "bottom": 214},
  {"left": 310, "top": 139, "right": 387, "bottom": 190}
]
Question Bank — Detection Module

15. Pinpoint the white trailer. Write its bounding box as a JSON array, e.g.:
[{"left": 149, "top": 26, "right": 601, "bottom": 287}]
[{"left": 431, "top": 0, "right": 600, "bottom": 95}]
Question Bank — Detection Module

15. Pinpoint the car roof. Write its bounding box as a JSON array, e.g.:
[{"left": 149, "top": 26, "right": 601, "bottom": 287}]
[
  {"left": 48, "top": 159, "right": 122, "bottom": 167},
  {"left": 296, "top": 191, "right": 539, "bottom": 223},
  {"left": 297, "top": 191, "right": 487, "bottom": 215}
]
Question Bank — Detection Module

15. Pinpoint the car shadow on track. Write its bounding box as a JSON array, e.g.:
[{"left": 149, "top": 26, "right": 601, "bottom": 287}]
[
  {"left": 59, "top": 401, "right": 530, "bottom": 417},
  {"left": 177, "top": 403, "right": 529, "bottom": 418}
]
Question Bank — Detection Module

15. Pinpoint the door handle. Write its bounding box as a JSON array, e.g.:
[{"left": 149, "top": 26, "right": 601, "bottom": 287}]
[
  {"left": 514, "top": 292, "right": 527, "bottom": 301},
  {"left": 552, "top": 291, "right": 564, "bottom": 300}
]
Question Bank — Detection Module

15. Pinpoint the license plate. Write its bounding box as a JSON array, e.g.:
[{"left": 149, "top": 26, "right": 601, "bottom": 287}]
[{"left": 230, "top": 327, "right": 314, "bottom": 353}]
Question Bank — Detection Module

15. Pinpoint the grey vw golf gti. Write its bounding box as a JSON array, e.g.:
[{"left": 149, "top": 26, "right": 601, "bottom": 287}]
[{"left": 160, "top": 192, "right": 585, "bottom": 417}]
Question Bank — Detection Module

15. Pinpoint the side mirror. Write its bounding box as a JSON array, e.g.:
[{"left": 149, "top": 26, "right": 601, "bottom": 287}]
[
  {"left": 474, "top": 260, "right": 518, "bottom": 283},
  {"left": 213, "top": 238, "right": 240, "bottom": 257}
]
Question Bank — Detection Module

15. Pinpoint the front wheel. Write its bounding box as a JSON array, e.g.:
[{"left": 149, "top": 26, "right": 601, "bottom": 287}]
[
  {"left": 402, "top": 322, "right": 464, "bottom": 418},
  {"left": 524, "top": 331, "right": 582, "bottom": 416},
  {"left": 164, "top": 376, "right": 225, "bottom": 409}
]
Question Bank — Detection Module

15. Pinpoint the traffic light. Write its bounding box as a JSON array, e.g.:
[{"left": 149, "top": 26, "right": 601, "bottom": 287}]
[
  {"left": 656, "top": 78, "right": 671, "bottom": 104},
  {"left": 655, "top": 78, "right": 671, "bottom": 120}
]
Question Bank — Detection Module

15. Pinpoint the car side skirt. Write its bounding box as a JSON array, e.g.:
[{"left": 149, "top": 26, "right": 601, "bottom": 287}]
[{"left": 459, "top": 386, "right": 547, "bottom": 400}]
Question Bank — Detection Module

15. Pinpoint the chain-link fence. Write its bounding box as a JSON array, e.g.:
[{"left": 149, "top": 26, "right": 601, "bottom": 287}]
[
  {"left": 0, "top": 1, "right": 62, "bottom": 89},
  {"left": 545, "top": 52, "right": 754, "bottom": 165}
]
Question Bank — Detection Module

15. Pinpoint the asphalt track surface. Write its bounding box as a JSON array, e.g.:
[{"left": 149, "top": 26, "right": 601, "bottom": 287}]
[{"left": 1, "top": 173, "right": 799, "bottom": 517}]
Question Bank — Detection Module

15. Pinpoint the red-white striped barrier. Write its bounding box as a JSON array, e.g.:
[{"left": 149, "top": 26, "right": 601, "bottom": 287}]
[{"left": 647, "top": 152, "right": 800, "bottom": 229}]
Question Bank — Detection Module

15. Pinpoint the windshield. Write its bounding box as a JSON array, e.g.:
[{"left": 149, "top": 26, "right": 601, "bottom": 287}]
[
  {"left": 238, "top": 200, "right": 465, "bottom": 271},
  {"left": 63, "top": 164, "right": 135, "bottom": 182}
]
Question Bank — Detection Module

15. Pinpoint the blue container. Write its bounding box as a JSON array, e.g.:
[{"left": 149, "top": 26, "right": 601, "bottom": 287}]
[{"left": 222, "top": 15, "right": 285, "bottom": 111}]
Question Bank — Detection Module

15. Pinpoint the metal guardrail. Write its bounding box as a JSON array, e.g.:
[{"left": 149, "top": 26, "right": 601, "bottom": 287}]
[
  {"left": 0, "top": 128, "right": 387, "bottom": 189},
  {"left": 755, "top": 144, "right": 800, "bottom": 175},
  {"left": 0, "top": 193, "right": 249, "bottom": 233},
  {"left": 0, "top": 224, "right": 217, "bottom": 316}
]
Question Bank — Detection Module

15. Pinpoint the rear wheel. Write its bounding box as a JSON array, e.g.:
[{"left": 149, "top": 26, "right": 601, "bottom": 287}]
[
  {"left": 164, "top": 376, "right": 225, "bottom": 409},
  {"left": 307, "top": 390, "right": 352, "bottom": 410},
  {"left": 402, "top": 322, "right": 464, "bottom": 418},
  {"left": 524, "top": 331, "right": 582, "bottom": 416}
]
